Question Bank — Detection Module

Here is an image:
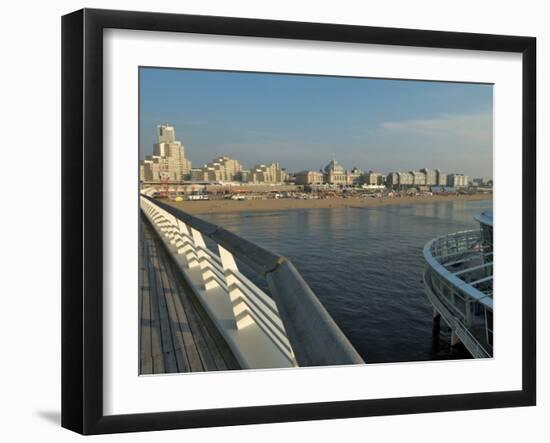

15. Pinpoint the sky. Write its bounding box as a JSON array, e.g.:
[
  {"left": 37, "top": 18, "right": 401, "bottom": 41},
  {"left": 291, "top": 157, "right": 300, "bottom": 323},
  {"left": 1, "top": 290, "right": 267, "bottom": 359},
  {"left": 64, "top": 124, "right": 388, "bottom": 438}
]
[{"left": 139, "top": 67, "right": 493, "bottom": 179}]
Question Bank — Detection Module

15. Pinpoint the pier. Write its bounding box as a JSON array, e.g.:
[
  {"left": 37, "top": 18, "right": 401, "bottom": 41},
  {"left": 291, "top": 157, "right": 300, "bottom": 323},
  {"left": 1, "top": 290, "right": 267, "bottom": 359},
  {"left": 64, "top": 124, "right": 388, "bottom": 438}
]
[
  {"left": 139, "top": 192, "right": 364, "bottom": 373},
  {"left": 139, "top": 216, "right": 240, "bottom": 373}
]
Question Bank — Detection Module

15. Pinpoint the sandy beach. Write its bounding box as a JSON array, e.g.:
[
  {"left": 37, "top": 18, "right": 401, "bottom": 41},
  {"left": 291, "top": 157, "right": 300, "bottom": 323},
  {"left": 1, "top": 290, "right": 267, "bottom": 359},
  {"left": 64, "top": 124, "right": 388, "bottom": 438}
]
[{"left": 165, "top": 193, "right": 492, "bottom": 215}]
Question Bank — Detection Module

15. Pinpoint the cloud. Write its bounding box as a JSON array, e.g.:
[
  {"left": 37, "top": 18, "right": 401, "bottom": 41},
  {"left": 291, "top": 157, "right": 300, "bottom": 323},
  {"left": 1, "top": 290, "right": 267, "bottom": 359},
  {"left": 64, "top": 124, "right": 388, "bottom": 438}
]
[{"left": 379, "top": 112, "right": 492, "bottom": 143}]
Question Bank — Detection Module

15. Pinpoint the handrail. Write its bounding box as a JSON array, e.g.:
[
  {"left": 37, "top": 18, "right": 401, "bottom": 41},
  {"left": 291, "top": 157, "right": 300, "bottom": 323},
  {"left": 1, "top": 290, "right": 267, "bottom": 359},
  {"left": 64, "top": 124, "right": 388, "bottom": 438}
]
[
  {"left": 423, "top": 231, "right": 493, "bottom": 309},
  {"left": 424, "top": 270, "right": 490, "bottom": 358},
  {"left": 142, "top": 194, "right": 280, "bottom": 276},
  {"left": 422, "top": 229, "right": 493, "bottom": 358},
  {"left": 140, "top": 195, "right": 364, "bottom": 367}
]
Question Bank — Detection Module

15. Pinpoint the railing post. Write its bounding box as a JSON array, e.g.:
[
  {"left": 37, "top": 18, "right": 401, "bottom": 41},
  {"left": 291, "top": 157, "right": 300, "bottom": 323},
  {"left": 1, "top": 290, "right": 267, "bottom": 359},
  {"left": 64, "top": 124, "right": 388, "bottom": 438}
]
[
  {"left": 174, "top": 220, "right": 200, "bottom": 269},
  {"left": 191, "top": 228, "right": 220, "bottom": 291},
  {"left": 166, "top": 214, "right": 179, "bottom": 245},
  {"left": 218, "top": 245, "right": 254, "bottom": 330}
]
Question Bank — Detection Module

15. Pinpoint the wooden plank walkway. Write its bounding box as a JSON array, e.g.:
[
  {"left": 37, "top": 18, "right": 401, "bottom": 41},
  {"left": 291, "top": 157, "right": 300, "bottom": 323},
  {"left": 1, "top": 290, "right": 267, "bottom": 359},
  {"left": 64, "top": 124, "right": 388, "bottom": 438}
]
[{"left": 139, "top": 214, "right": 240, "bottom": 374}]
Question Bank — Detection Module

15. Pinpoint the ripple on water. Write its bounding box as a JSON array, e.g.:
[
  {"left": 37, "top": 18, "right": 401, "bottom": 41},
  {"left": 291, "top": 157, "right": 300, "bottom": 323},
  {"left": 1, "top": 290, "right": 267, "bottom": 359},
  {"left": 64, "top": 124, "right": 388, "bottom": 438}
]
[{"left": 203, "top": 200, "right": 490, "bottom": 363}]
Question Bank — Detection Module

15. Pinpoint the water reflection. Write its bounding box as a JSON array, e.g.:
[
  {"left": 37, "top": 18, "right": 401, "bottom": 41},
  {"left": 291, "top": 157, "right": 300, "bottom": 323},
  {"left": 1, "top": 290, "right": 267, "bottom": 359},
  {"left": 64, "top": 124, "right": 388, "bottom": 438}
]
[{"left": 203, "top": 199, "right": 492, "bottom": 364}]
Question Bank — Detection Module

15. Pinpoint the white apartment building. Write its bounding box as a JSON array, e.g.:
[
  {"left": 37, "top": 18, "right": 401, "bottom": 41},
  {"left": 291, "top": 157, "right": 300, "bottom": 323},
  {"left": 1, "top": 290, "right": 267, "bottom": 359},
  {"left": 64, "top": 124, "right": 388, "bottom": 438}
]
[
  {"left": 447, "top": 173, "right": 469, "bottom": 188},
  {"left": 420, "top": 168, "right": 437, "bottom": 186},
  {"left": 410, "top": 171, "right": 427, "bottom": 186}
]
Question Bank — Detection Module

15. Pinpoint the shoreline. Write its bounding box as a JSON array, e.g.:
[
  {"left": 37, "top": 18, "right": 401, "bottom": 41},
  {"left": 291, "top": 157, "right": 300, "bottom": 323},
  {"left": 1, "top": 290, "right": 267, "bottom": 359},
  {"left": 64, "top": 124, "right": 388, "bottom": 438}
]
[{"left": 165, "top": 193, "right": 492, "bottom": 215}]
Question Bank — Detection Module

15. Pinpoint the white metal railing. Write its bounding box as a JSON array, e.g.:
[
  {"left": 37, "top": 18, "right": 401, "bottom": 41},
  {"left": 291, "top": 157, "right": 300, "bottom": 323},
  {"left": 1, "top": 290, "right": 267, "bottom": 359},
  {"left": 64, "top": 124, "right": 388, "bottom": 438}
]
[
  {"left": 424, "top": 270, "right": 490, "bottom": 358},
  {"left": 423, "top": 230, "right": 493, "bottom": 357},
  {"left": 140, "top": 194, "right": 364, "bottom": 368}
]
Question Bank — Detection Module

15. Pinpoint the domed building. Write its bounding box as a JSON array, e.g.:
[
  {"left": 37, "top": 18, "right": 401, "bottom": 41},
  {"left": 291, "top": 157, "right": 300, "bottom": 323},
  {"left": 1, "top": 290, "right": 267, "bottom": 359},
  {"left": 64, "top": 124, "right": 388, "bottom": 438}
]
[{"left": 323, "top": 159, "right": 362, "bottom": 186}]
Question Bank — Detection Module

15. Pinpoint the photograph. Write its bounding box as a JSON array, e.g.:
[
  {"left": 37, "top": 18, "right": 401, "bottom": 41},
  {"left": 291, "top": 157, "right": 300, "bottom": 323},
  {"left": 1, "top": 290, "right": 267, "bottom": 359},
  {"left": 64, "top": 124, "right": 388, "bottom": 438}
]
[{"left": 138, "top": 67, "right": 494, "bottom": 374}]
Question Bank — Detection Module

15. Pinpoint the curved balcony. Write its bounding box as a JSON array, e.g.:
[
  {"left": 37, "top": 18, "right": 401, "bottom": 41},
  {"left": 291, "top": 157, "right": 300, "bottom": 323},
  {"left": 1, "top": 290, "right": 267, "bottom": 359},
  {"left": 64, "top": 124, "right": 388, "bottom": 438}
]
[{"left": 423, "top": 227, "right": 493, "bottom": 358}]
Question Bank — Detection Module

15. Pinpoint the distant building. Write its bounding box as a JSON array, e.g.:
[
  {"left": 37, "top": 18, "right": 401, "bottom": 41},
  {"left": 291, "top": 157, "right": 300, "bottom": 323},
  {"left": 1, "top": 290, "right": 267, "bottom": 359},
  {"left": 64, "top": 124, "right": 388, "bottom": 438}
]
[
  {"left": 324, "top": 160, "right": 348, "bottom": 185},
  {"left": 386, "top": 172, "right": 399, "bottom": 188},
  {"left": 295, "top": 170, "right": 324, "bottom": 185},
  {"left": 238, "top": 170, "right": 251, "bottom": 183},
  {"left": 473, "top": 178, "right": 492, "bottom": 187},
  {"left": 190, "top": 168, "right": 207, "bottom": 182},
  {"left": 420, "top": 168, "right": 437, "bottom": 186},
  {"left": 140, "top": 125, "right": 192, "bottom": 182},
  {"left": 436, "top": 169, "right": 447, "bottom": 187},
  {"left": 447, "top": 173, "right": 469, "bottom": 188},
  {"left": 194, "top": 156, "right": 243, "bottom": 182},
  {"left": 250, "top": 162, "right": 287, "bottom": 183},
  {"left": 397, "top": 171, "right": 414, "bottom": 187},
  {"left": 348, "top": 167, "right": 363, "bottom": 185},
  {"left": 360, "top": 171, "right": 383, "bottom": 186},
  {"left": 410, "top": 171, "right": 426, "bottom": 186},
  {"left": 323, "top": 160, "right": 362, "bottom": 186},
  {"left": 152, "top": 124, "right": 192, "bottom": 181},
  {"left": 141, "top": 155, "right": 164, "bottom": 182}
]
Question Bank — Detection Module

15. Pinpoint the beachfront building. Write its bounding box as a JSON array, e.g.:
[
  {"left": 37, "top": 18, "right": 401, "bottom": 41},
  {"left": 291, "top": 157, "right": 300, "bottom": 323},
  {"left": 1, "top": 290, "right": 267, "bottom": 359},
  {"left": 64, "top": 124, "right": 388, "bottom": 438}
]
[
  {"left": 141, "top": 155, "right": 165, "bottom": 182},
  {"left": 237, "top": 170, "right": 251, "bottom": 183},
  {"left": 250, "top": 162, "right": 288, "bottom": 183},
  {"left": 436, "top": 169, "right": 447, "bottom": 186},
  {"left": 192, "top": 156, "right": 243, "bottom": 182},
  {"left": 152, "top": 124, "right": 192, "bottom": 181},
  {"left": 323, "top": 160, "right": 362, "bottom": 186},
  {"left": 447, "top": 173, "right": 469, "bottom": 189},
  {"left": 190, "top": 168, "right": 207, "bottom": 182},
  {"left": 386, "top": 172, "right": 399, "bottom": 188},
  {"left": 295, "top": 170, "right": 324, "bottom": 186},
  {"left": 410, "top": 171, "right": 427, "bottom": 186},
  {"left": 323, "top": 160, "right": 347, "bottom": 185},
  {"left": 140, "top": 124, "right": 192, "bottom": 182},
  {"left": 362, "top": 171, "right": 384, "bottom": 186},
  {"left": 386, "top": 171, "right": 415, "bottom": 188},
  {"left": 348, "top": 167, "right": 363, "bottom": 185},
  {"left": 420, "top": 168, "right": 437, "bottom": 186},
  {"left": 397, "top": 172, "right": 414, "bottom": 187}
]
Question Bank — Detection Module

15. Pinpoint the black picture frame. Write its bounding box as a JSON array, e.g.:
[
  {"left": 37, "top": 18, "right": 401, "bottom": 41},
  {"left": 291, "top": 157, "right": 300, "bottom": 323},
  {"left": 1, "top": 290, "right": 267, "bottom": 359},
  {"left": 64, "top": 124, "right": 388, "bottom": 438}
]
[{"left": 61, "top": 8, "right": 536, "bottom": 435}]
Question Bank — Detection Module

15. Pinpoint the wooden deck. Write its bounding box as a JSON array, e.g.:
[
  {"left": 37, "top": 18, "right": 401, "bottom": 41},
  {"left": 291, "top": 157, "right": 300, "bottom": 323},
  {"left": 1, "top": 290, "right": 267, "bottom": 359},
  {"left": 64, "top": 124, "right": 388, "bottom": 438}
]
[{"left": 139, "top": 215, "right": 240, "bottom": 374}]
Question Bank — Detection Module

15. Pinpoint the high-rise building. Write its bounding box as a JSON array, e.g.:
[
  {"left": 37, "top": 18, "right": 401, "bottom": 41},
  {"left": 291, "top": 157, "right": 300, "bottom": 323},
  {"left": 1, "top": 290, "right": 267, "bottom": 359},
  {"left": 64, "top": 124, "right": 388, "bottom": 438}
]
[
  {"left": 140, "top": 124, "right": 192, "bottom": 182},
  {"left": 152, "top": 124, "right": 192, "bottom": 181}
]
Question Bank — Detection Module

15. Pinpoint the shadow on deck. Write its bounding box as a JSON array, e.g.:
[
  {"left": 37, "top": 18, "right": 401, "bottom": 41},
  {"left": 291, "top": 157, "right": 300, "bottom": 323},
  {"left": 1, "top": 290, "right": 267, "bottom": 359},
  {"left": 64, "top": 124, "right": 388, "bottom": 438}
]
[{"left": 139, "top": 214, "right": 240, "bottom": 374}]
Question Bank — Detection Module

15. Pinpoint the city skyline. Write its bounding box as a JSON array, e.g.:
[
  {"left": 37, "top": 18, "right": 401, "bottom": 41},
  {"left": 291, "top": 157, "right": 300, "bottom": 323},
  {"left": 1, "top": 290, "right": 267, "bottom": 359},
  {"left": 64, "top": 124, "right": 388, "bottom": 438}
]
[{"left": 139, "top": 68, "right": 493, "bottom": 179}]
